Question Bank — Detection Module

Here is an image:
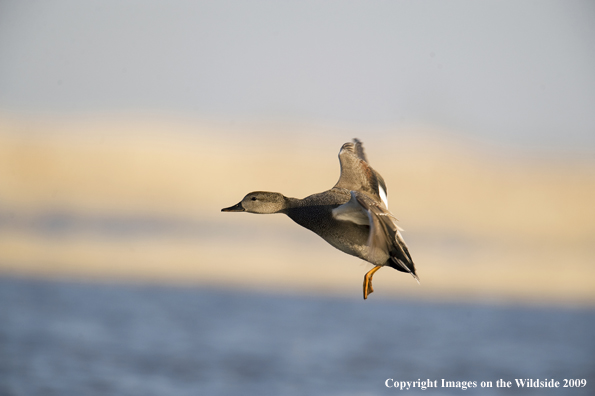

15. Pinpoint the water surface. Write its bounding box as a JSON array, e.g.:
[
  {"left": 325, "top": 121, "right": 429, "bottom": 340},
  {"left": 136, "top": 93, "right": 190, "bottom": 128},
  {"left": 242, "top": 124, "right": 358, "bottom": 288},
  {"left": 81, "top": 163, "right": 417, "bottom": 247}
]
[{"left": 1, "top": 277, "right": 593, "bottom": 395}]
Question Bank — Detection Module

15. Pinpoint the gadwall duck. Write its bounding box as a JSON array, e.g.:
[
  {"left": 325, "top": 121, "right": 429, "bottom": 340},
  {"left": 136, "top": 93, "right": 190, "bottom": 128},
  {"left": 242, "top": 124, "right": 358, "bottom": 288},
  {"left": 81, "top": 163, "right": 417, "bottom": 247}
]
[{"left": 222, "top": 139, "right": 418, "bottom": 299}]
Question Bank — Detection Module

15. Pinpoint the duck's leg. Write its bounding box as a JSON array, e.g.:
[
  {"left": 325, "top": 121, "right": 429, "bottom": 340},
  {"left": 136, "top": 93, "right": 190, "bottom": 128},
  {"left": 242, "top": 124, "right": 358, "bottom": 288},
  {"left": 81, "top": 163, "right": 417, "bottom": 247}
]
[{"left": 363, "top": 265, "right": 382, "bottom": 300}]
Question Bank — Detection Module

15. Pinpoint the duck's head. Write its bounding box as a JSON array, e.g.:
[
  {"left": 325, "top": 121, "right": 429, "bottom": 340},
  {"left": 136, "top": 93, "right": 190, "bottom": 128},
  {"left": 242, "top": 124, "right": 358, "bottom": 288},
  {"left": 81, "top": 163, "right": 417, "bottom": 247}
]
[{"left": 222, "top": 191, "right": 287, "bottom": 214}]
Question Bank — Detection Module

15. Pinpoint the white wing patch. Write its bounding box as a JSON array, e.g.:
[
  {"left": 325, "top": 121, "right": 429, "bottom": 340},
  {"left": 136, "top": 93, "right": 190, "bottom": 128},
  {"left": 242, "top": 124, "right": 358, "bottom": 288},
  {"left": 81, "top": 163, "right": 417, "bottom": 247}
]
[{"left": 378, "top": 185, "right": 389, "bottom": 208}]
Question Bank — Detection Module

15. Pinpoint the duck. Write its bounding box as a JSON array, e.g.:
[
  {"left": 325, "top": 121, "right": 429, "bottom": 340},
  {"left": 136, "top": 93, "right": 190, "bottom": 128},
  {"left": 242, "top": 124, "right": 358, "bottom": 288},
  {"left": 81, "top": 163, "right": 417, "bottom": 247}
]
[{"left": 221, "top": 139, "right": 418, "bottom": 299}]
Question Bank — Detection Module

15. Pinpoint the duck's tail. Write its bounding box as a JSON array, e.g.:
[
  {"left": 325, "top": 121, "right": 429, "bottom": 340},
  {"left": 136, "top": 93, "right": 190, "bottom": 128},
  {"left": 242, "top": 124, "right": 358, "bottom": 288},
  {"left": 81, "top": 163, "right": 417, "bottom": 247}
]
[{"left": 386, "top": 230, "right": 419, "bottom": 283}]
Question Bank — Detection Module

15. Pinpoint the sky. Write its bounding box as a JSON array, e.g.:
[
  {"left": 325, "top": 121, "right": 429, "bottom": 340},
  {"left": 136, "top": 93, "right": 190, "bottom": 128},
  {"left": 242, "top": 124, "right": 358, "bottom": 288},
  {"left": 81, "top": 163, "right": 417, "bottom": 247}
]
[{"left": 0, "top": 0, "right": 594, "bottom": 150}]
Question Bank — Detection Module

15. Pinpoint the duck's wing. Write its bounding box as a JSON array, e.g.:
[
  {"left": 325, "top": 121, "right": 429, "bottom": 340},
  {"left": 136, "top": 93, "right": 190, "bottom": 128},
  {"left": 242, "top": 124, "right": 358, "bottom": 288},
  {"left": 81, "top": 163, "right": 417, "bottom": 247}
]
[
  {"left": 340, "top": 191, "right": 418, "bottom": 282},
  {"left": 333, "top": 139, "right": 389, "bottom": 208},
  {"left": 353, "top": 137, "right": 368, "bottom": 162}
]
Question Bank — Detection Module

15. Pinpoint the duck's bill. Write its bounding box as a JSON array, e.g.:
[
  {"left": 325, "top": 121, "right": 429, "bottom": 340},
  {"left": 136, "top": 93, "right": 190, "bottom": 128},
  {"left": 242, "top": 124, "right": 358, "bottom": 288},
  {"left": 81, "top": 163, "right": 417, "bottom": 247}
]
[{"left": 221, "top": 202, "right": 245, "bottom": 212}]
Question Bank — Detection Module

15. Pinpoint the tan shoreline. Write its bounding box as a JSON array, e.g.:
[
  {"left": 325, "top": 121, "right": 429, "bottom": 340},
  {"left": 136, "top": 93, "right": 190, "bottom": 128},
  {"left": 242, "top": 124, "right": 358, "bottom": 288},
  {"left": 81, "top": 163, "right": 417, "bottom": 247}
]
[{"left": 1, "top": 116, "right": 594, "bottom": 306}]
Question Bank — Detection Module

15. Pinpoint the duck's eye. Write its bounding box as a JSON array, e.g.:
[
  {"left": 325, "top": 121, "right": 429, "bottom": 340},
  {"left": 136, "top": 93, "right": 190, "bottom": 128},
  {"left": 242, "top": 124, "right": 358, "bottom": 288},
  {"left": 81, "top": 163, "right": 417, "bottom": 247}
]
[{"left": 251, "top": 197, "right": 257, "bottom": 201}]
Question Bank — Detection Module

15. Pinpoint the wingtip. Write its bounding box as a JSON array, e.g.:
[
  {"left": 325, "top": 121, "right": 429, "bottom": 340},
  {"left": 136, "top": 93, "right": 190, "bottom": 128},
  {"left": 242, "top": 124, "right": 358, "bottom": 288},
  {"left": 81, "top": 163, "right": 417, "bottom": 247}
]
[
  {"left": 412, "top": 272, "right": 421, "bottom": 285},
  {"left": 351, "top": 138, "right": 367, "bottom": 162},
  {"left": 339, "top": 141, "right": 355, "bottom": 153}
]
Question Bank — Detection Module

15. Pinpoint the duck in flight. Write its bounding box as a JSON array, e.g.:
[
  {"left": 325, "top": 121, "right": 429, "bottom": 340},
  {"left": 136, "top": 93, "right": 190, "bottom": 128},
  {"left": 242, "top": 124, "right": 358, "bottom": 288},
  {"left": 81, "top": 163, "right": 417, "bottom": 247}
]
[{"left": 221, "top": 139, "right": 418, "bottom": 299}]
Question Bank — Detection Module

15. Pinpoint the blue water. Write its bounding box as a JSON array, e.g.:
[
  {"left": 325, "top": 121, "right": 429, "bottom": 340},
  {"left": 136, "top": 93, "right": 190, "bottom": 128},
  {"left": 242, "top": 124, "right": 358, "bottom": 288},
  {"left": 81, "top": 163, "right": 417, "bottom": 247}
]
[{"left": 1, "top": 277, "right": 593, "bottom": 396}]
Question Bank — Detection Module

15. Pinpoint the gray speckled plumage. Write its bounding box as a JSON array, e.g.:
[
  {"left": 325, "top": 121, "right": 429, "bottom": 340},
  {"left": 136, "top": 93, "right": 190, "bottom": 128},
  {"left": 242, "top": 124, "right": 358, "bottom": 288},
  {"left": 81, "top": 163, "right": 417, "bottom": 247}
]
[{"left": 222, "top": 139, "right": 418, "bottom": 298}]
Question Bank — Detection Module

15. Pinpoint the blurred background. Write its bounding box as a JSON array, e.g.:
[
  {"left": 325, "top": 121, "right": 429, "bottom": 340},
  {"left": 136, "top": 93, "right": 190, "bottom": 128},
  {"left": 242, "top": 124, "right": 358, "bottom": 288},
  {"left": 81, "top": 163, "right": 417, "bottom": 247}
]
[{"left": 1, "top": 1, "right": 594, "bottom": 395}]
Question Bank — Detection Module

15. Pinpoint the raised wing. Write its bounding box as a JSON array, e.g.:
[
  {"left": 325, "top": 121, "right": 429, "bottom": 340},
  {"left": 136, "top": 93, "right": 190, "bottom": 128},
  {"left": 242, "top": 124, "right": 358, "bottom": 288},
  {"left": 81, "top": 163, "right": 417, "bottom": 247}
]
[{"left": 333, "top": 139, "right": 389, "bottom": 208}]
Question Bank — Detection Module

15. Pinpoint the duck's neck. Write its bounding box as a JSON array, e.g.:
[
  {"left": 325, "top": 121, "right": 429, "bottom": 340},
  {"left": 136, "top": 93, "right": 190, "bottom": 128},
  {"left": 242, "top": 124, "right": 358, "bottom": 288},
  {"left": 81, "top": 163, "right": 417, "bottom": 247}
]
[{"left": 281, "top": 196, "right": 301, "bottom": 212}]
